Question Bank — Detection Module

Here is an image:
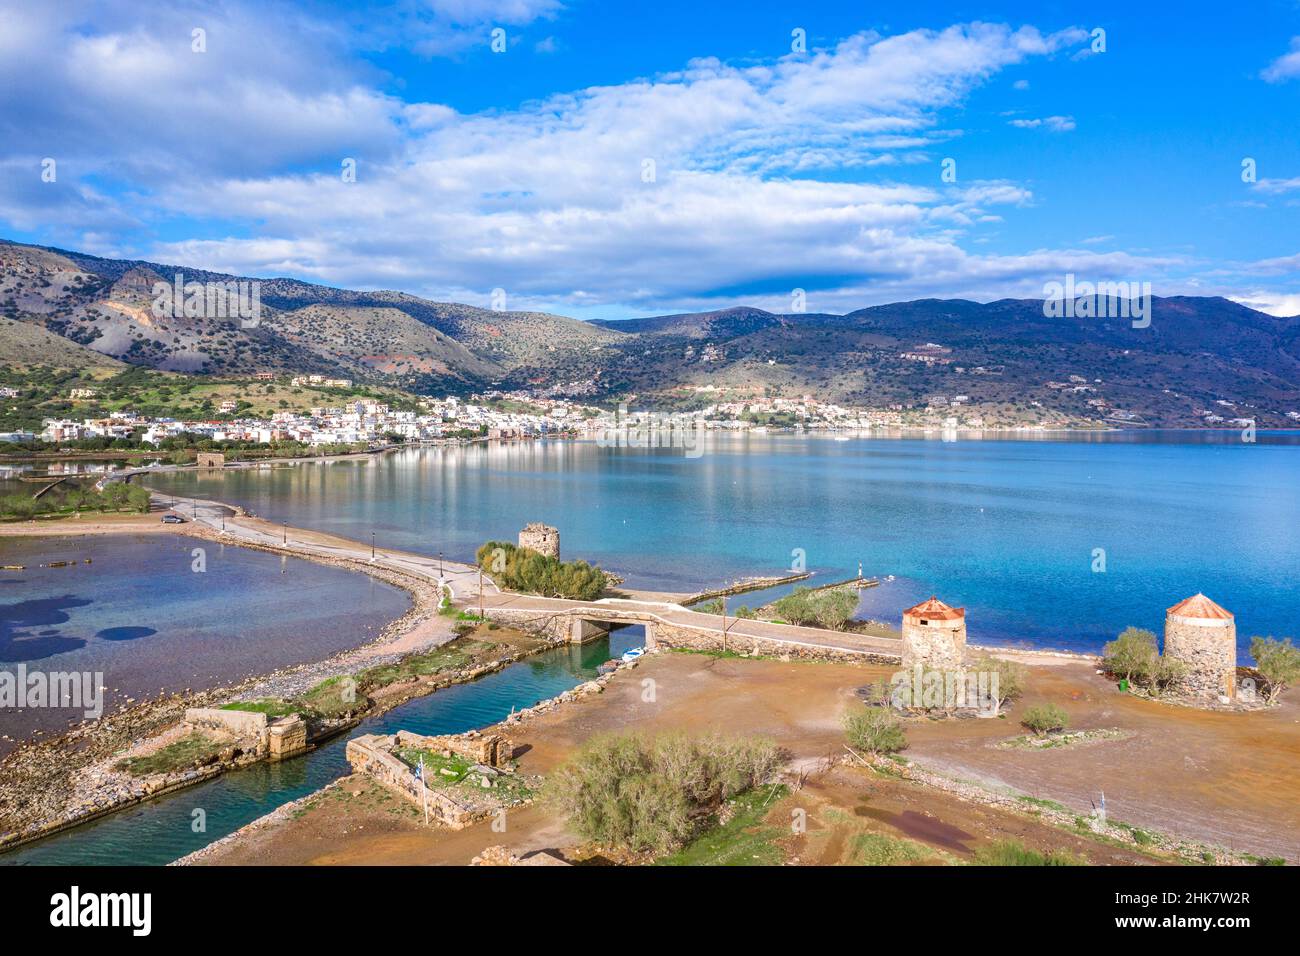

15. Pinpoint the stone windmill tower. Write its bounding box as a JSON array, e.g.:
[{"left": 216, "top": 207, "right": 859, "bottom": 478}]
[
  {"left": 1164, "top": 593, "right": 1237, "bottom": 703},
  {"left": 518, "top": 523, "right": 560, "bottom": 559},
  {"left": 901, "top": 596, "right": 967, "bottom": 671}
]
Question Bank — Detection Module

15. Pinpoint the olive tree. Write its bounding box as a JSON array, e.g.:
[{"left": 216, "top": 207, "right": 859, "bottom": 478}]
[{"left": 1251, "top": 636, "right": 1300, "bottom": 704}]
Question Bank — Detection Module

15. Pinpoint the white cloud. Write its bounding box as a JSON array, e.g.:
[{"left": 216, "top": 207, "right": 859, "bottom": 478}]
[
  {"left": 1253, "top": 177, "right": 1300, "bottom": 195},
  {"left": 3, "top": 9, "right": 1243, "bottom": 314},
  {"left": 1261, "top": 37, "right": 1300, "bottom": 83},
  {"left": 1007, "top": 115, "right": 1076, "bottom": 132},
  {"left": 1230, "top": 292, "right": 1300, "bottom": 317}
]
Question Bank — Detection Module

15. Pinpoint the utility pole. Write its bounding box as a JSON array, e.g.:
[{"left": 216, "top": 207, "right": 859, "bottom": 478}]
[
  {"left": 478, "top": 567, "right": 484, "bottom": 620},
  {"left": 419, "top": 755, "right": 429, "bottom": 827},
  {"left": 282, "top": 522, "right": 287, "bottom": 545},
  {"left": 438, "top": 551, "right": 443, "bottom": 576},
  {"left": 721, "top": 595, "right": 727, "bottom": 653},
  {"left": 371, "top": 531, "right": 375, "bottom": 561}
]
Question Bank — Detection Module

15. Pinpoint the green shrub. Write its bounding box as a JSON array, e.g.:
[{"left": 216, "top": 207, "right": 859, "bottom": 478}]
[
  {"left": 546, "top": 732, "right": 781, "bottom": 852},
  {"left": 1020, "top": 703, "right": 1069, "bottom": 736},
  {"left": 772, "top": 587, "right": 858, "bottom": 631},
  {"left": 972, "top": 839, "right": 1082, "bottom": 866},
  {"left": 1251, "top": 636, "right": 1300, "bottom": 703},
  {"left": 1103, "top": 627, "right": 1159, "bottom": 684},
  {"left": 476, "top": 540, "right": 607, "bottom": 601},
  {"left": 843, "top": 708, "right": 908, "bottom": 755},
  {"left": 972, "top": 655, "right": 1027, "bottom": 715}
]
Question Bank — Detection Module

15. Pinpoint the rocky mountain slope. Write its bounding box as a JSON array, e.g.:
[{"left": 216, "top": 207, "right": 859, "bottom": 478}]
[{"left": 3, "top": 240, "right": 1298, "bottom": 426}]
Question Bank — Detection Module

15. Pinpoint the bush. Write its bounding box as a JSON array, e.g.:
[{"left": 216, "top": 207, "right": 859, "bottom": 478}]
[
  {"left": 476, "top": 540, "right": 607, "bottom": 601},
  {"left": 1147, "top": 655, "right": 1187, "bottom": 698},
  {"left": 843, "top": 708, "right": 908, "bottom": 755},
  {"left": 1103, "top": 627, "right": 1159, "bottom": 684},
  {"left": 772, "top": 586, "right": 858, "bottom": 631},
  {"left": 546, "top": 732, "right": 781, "bottom": 852},
  {"left": 1020, "top": 703, "right": 1069, "bottom": 736},
  {"left": 972, "top": 655, "right": 1027, "bottom": 715},
  {"left": 1251, "top": 636, "right": 1300, "bottom": 703}
]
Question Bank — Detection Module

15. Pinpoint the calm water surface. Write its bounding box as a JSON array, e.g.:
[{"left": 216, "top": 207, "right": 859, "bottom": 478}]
[
  {"left": 145, "top": 432, "right": 1300, "bottom": 655},
  {"left": 1, "top": 629, "right": 640, "bottom": 865},
  {"left": 0, "top": 534, "right": 409, "bottom": 750}
]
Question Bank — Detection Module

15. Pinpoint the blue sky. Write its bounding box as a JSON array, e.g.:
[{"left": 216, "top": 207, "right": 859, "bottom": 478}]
[{"left": 1, "top": 0, "right": 1298, "bottom": 318}]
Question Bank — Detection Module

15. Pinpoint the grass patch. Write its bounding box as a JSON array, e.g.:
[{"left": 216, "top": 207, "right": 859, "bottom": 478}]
[
  {"left": 1017, "top": 795, "right": 1070, "bottom": 814},
  {"left": 849, "top": 832, "right": 936, "bottom": 865},
  {"left": 356, "top": 640, "right": 490, "bottom": 689},
  {"left": 668, "top": 646, "right": 753, "bottom": 661},
  {"left": 396, "top": 747, "right": 536, "bottom": 802},
  {"left": 656, "top": 785, "right": 787, "bottom": 866},
  {"left": 294, "top": 675, "right": 369, "bottom": 718},
  {"left": 396, "top": 748, "right": 474, "bottom": 783},
  {"left": 972, "top": 839, "right": 1083, "bottom": 866},
  {"left": 115, "top": 733, "right": 227, "bottom": 777}
]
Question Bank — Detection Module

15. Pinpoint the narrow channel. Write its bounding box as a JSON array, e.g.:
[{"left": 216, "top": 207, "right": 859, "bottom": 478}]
[{"left": 2, "top": 628, "right": 643, "bottom": 866}]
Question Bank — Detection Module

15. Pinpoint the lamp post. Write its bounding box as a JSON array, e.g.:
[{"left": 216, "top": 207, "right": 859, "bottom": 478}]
[
  {"left": 282, "top": 522, "right": 287, "bottom": 545},
  {"left": 371, "top": 531, "right": 376, "bottom": 561},
  {"left": 721, "top": 595, "right": 727, "bottom": 653},
  {"left": 438, "top": 551, "right": 443, "bottom": 577}
]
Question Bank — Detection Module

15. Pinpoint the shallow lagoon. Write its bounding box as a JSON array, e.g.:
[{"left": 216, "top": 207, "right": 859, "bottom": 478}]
[{"left": 0, "top": 534, "right": 409, "bottom": 750}]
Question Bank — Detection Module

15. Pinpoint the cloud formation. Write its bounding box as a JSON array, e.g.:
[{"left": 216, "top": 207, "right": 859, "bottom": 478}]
[
  {"left": 1261, "top": 36, "right": 1300, "bottom": 82},
  {"left": 0, "top": 4, "right": 1293, "bottom": 317}
]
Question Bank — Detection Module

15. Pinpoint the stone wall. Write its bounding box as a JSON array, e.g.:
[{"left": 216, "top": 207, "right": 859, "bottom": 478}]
[
  {"left": 345, "top": 734, "right": 477, "bottom": 828},
  {"left": 393, "top": 730, "right": 513, "bottom": 768},
  {"left": 195, "top": 452, "right": 225, "bottom": 469},
  {"left": 268, "top": 716, "right": 308, "bottom": 761},
  {"left": 184, "top": 707, "right": 268, "bottom": 740},
  {"left": 646, "top": 619, "right": 899, "bottom": 664},
  {"left": 1165, "top": 615, "right": 1237, "bottom": 703},
  {"left": 482, "top": 605, "right": 901, "bottom": 665}
]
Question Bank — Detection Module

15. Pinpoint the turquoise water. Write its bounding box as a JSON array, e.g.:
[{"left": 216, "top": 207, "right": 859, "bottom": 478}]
[
  {"left": 1, "top": 628, "right": 641, "bottom": 865},
  {"left": 0, "top": 534, "right": 409, "bottom": 751},
  {"left": 145, "top": 432, "right": 1300, "bottom": 655}
]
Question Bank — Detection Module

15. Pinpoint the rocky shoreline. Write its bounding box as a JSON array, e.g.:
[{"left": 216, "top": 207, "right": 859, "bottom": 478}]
[{"left": 0, "top": 521, "right": 457, "bottom": 852}]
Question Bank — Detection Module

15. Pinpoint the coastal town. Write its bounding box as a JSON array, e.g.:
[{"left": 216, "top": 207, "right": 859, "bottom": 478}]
[{"left": 3, "top": 380, "right": 1115, "bottom": 456}]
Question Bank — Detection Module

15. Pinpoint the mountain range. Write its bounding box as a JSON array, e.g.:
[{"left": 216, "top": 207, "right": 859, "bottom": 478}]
[{"left": 3, "top": 239, "right": 1298, "bottom": 427}]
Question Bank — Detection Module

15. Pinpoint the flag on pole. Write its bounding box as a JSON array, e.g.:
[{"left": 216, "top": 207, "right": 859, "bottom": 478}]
[{"left": 418, "top": 755, "right": 429, "bottom": 826}]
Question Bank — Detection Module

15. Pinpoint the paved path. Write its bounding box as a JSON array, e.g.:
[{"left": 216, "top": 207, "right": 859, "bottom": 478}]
[{"left": 150, "top": 490, "right": 902, "bottom": 660}]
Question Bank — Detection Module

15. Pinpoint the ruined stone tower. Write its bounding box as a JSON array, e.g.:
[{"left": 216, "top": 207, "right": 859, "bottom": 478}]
[
  {"left": 901, "top": 596, "right": 967, "bottom": 672},
  {"left": 518, "top": 523, "right": 560, "bottom": 559},
  {"left": 1164, "top": 593, "right": 1237, "bottom": 703}
]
